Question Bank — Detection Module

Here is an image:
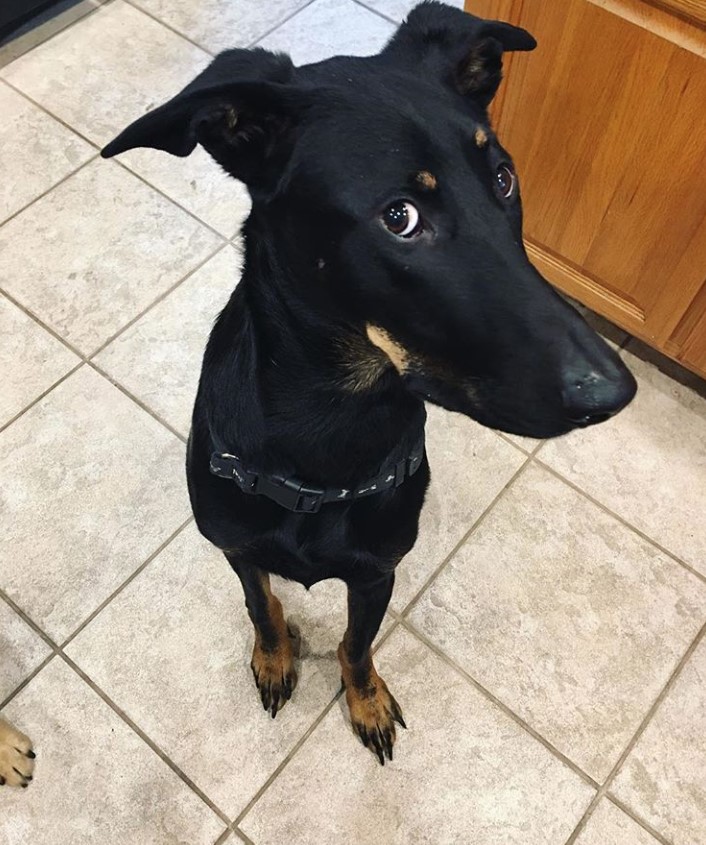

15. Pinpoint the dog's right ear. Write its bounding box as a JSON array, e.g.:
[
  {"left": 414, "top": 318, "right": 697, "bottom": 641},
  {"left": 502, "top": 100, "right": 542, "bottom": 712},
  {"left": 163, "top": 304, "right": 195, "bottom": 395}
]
[{"left": 101, "top": 48, "right": 301, "bottom": 186}]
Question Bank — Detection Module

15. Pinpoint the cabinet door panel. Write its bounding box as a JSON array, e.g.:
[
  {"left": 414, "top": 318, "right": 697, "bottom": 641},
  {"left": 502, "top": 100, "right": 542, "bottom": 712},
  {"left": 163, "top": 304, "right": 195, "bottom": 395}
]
[{"left": 466, "top": 0, "right": 706, "bottom": 375}]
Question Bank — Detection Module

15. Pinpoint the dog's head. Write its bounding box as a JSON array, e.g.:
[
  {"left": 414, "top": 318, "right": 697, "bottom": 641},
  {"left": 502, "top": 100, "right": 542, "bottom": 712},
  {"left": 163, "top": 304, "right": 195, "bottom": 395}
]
[{"left": 102, "top": 1, "right": 636, "bottom": 438}]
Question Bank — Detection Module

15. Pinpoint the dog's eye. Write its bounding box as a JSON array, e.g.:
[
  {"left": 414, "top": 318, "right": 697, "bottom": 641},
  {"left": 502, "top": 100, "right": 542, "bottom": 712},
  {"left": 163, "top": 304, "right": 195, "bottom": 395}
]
[
  {"left": 381, "top": 201, "right": 423, "bottom": 238},
  {"left": 496, "top": 164, "right": 516, "bottom": 200}
]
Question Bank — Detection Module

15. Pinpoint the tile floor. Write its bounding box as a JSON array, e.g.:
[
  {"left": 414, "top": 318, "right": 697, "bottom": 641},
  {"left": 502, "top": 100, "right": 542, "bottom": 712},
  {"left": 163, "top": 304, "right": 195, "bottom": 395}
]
[{"left": 1, "top": 1, "right": 705, "bottom": 844}]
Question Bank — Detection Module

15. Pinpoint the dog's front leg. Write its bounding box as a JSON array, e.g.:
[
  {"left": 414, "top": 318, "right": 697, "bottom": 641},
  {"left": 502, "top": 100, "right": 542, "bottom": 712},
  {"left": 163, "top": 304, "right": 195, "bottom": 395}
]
[
  {"left": 338, "top": 573, "right": 405, "bottom": 765},
  {"left": 0, "top": 716, "right": 35, "bottom": 787},
  {"left": 224, "top": 554, "right": 298, "bottom": 718}
]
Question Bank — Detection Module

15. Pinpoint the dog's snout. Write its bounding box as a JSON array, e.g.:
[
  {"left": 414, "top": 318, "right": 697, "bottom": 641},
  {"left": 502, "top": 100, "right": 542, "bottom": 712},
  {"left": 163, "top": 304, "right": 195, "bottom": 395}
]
[{"left": 561, "top": 362, "right": 637, "bottom": 427}]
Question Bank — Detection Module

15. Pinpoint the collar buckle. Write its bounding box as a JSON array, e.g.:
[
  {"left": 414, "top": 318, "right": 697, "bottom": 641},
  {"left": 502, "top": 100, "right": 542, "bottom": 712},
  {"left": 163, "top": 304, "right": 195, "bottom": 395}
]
[{"left": 256, "top": 475, "right": 324, "bottom": 514}]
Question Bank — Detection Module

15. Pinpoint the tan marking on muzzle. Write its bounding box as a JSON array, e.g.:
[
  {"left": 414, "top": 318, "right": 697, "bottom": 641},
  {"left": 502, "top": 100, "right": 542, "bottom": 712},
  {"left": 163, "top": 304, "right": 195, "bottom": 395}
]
[
  {"left": 474, "top": 127, "right": 488, "bottom": 148},
  {"left": 415, "top": 170, "right": 437, "bottom": 190},
  {"left": 366, "top": 325, "right": 409, "bottom": 375}
]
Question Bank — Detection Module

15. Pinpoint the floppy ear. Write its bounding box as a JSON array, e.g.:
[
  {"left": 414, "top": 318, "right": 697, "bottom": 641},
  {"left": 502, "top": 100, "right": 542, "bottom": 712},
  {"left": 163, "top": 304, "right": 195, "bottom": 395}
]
[
  {"left": 101, "top": 48, "right": 301, "bottom": 185},
  {"left": 384, "top": 1, "right": 536, "bottom": 108}
]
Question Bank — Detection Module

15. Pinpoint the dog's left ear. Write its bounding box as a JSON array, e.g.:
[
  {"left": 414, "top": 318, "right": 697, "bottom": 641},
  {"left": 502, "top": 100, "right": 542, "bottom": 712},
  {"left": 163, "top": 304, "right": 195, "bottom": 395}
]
[
  {"left": 384, "top": 2, "right": 536, "bottom": 108},
  {"left": 101, "top": 48, "right": 305, "bottom": 186}
]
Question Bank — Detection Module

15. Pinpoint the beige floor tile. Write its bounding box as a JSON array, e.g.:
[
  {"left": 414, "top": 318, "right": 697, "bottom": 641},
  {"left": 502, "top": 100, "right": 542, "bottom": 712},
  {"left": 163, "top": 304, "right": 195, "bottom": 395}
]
[
  {"left": 258, "top": 0, "right": 395, "bottom": 66},
  {"left": 130, "top": 0, "right": 311, "bottom": 54},
  {"left": 0, "top": 1, "right": 240, "bottom": 232},
  {"left": 241, "top": 626, "right": 594, "bottom": 845},
  {"left": 0, "top": 295, "right": 80, "bottom": 428},
  {"left": 0, "top": 1, "right": 209, "bottom": 148},
  {"left": 0, "top": 658, "right": 223, "bottom": 845},
  {"left": 67, "top": 523, "right": 392, "bottom": 816},
  {"left": 0, "top": 600, "right": 51, "bottom": 702},
  {"left": 94, "top": 245, "right": 240, "bottom": 436},
  {"left": 0, "top": 83, "right": 93, "bottom": 223},
  {"left": 501, "top": 431, "right": 541, "bottom": 453},
  {"left": 119, "top": 146, "right": 251, "bottom": 238},
  {"left": 540, "top": 348, "right": 706, "bottom": 574},
  {"left": 611, "top": 636, "right": 706, "bottom": 845},
  {"left": 360, "top": 0, "right": 464, "bottom": 23},
  {"left": 392, "top": 404, "right": 525, "bottom": 611},
  {"left": 409, "top": 464, "right": 706, "bottom": 781},
  {"left": 575, "top": 799, "right": 659, "bottom": 844},
  {"left": 0, "top": 0, "right": 99, "bottom": 71},
  {"left": 0, "top": 367, "right": 191, "bottom": 641},
  {"left": 0, "top": 159, "right": 220, "bottom": 354}
]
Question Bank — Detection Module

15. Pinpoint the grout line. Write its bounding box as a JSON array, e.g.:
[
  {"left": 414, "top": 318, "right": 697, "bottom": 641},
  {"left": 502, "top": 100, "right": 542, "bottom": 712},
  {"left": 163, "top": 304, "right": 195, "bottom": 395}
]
[
  {"left": 0, "top": 133, "right": 98, "bottom": 227},
  {"left": 398, "top": 457, "right": 533, "bottom": 619},
  {"left": 121, "top": 0, "right": 215, "bottom": 56},
  {"left": 232, "top": 827, "right": 256, "bottom": 845},
  {"left": 87, "top": 240, "right": 229, "bottom": 359},
  {"left": 59, "top": 516, "right": 194, "bottom": 650},
  {"left": 351, "top": 0, "right": 400, "bottom": 26},
  {"left": 1, "top": 245, "right": 225, "bottom": 447},
  {"left": 234, "top": 690, "right": 343, "bottom": 826},
  {"left": 235, "top": 616, "right": 403, "bottom": 827},
  {"left": 0, "top": 77, "right": 102, "bottom": 149},
  {"left": 534, "top": 457, "right": 706, "bottom": 588},
  {"left": 110, "top": 157, "right": 230, "bottom": 243},
  {"left": 0, "top": 0, "right": 102, "bottom": 70},
  {"left": 373, "top": 615, "right": 403, "bottom": 655},
  {"left": 0, "top": 360, "right": 84, "bottom": 435},
  {"left": 562, "top": 792, "right": 602, "bottom": 845},
  {"left": 0, "top": 78, "right": 231, "bottom": 245},
  {"left": 60, "top": 651, "right": 232, "bottom": 825},
  {"left": 401, "top": 619, "right": 601, "bottom": 792},
  {"left": 213, "top": 827, "right": 236, "bottom": 845},
  {"left": 531, "top": 438, "right": 548, "bottom": 459},
  {"left": 245, "top": 0, "right": 320, "bottom": 48},
  {"left": 604, "top": 794, "right": 673, "bottom": 845},
  {"left": 0, "top": 653, "right": 57, "bottom": 711},
  {"left": 562, "top": 620, "right": 706, "bottom": 845},
  {"left": 0, "top": 288, "right": 85, "bottom": 358},
  {"left": 0, "top": 589, "right": 61, "bottom": 652},
  {"left": 494, "top": 430, "right": 533, "bottom": 456},
  {"left": 88, "top": 361, "right": 188, "bottom": 442}
]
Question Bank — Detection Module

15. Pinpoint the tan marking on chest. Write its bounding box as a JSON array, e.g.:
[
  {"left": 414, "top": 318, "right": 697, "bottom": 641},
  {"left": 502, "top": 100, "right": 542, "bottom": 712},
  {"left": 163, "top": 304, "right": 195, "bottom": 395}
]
[{"left": 365, "top": 325, "right": 409, "bottom": 375}]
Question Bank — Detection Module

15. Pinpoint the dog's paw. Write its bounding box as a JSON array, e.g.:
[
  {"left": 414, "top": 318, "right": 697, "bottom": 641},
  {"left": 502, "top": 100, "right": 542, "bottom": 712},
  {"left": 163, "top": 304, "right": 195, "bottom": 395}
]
[
  {"left": 0, "top": 717, "right": 35, "bottom": 788},
  {"left": 250, "top": 626, "right": 298, "bottom": 719},
  {"left": 344, "top": 675, "right": 406, "bottom": 765}
]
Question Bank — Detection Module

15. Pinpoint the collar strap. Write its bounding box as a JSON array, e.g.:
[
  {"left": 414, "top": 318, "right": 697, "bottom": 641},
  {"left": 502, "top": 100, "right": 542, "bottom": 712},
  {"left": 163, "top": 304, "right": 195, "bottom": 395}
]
[{"left": 209, "top": 437, "right": 425, "bottom": 514}]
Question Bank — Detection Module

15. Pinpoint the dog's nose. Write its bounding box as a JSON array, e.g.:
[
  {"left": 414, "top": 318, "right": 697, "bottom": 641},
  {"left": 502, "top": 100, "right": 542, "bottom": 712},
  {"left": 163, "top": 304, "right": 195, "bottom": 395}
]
[{"left": 561, "top": 365, "right": 637, "bottom": 427}]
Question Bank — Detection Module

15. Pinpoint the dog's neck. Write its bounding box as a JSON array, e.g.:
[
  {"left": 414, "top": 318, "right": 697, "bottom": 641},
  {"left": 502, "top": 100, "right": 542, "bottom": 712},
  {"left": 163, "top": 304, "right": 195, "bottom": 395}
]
[{"left": 199, "top": 224, "right": 425, "bottom": 488}]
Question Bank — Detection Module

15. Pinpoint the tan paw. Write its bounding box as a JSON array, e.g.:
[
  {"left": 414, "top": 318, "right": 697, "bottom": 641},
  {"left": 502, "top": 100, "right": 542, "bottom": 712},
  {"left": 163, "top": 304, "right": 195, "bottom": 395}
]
[
  {"left": 250, "top": 626, "right": 298, "bottom": 719},
  {"left": 0, "top": 717, "right": 35, "bottom": 788},
  {"left": 343, "top": 670, "right": 406, "bottom": 765}
]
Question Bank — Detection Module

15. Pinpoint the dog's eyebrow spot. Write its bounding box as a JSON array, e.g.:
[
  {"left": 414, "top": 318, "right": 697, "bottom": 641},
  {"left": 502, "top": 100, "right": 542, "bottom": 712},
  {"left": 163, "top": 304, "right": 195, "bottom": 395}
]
[
  {"left": 366, "top": 324, "right": 409, "bottom": 375},
  {"left": 415, "top": 171, "right": 437, "bottom": 191},
  {"left": 474, "top": 127, "right": 488, "bottom": 148}
]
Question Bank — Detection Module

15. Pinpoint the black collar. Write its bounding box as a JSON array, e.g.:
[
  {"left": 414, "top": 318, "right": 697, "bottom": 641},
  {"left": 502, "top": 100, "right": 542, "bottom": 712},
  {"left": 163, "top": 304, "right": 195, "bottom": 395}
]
[{"left": 209, "top": 436, "right": 425, "bottom": 514}]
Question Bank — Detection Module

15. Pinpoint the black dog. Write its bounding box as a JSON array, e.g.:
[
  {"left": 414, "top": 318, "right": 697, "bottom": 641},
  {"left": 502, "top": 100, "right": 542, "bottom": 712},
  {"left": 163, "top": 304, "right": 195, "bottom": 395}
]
[{"left": 102, "top": 2, "right": 636, "bottom": 765}]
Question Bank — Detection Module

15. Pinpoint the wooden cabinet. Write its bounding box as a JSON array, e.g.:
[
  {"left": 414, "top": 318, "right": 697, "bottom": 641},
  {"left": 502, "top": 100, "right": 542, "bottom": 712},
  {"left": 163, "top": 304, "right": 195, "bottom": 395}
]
[{"left": 464, "top": 0, "right": 706, "bottom": 378}]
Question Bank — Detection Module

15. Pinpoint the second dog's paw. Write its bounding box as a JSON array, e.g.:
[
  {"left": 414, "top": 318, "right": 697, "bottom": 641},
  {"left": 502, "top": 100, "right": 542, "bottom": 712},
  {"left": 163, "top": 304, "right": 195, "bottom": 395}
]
[{"left": 0, "top": 717, "right": 35, "bottom": 788}]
